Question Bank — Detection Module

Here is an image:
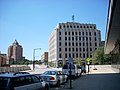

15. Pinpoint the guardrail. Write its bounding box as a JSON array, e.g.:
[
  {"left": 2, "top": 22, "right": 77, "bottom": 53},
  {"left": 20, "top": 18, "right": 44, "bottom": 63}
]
[{"left": 0, "top": 66, "right": 31, "bottom": 73}]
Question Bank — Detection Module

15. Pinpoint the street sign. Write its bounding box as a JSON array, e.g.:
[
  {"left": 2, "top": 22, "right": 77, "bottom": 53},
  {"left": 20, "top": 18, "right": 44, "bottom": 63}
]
[{"left": 86, "top": 58, "right": 90, "bottom": 62}]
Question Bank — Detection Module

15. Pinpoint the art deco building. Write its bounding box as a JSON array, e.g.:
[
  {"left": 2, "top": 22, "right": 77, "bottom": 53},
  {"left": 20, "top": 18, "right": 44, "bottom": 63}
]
[
  {"left": 8, "top": 40, "right": 23, "bottom": 64},
  {"left": 49, "top": 22, "right": 101, "bottom": 67}
]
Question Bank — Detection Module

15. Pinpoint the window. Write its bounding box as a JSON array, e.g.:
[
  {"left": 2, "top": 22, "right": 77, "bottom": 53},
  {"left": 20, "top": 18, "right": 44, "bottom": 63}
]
[
  {"left": 70, "top": 26, "right": 72, "bottom": 28},
  {"left": 76, "top": 48, "right": 78, "bottom": 51},
  {"left": 95, "top": 37, "right": 97, "bottom": 41},
  {"left": 83, "top": 42, "right": 85, "bottom": 46},
  {"left": 90, "top": 26, "right": 92, "bottom": 28},
  {"left": 76, "top": 42, "right": 78, "bottom": 46},
  {"left": 69, "top": 42, "right": 71, "bottom": 46},
  {"left": 72, "top": 42, "right": 74, "bottom": 46},
  {"left": 69, "top": 48, "right": 71, "bottom": 51},
  {"left": 72, "top": 48, "right": 74, "bottom": 51},
  {"left": 79, "top": 42, "right": 81, "bottom": 46},
  {"left": 87, "top": 48, "right": 88, "bottom": 51},
  {"left": 87, "top": 26, "right": 89, "bottom": 28},
  {"left": 83, "top": 53, "right": 85, "bottom": 58},
  {"left": 65, "top": 32, "right": 67, "bottom": 35},
  {"left": 59, "top": 53, "right": 61, "bottom": 58},
  {"left": 90, "top": 48, "right": 92, "bottom": 51},
  {"left": 72, "top": 37, "right": 74, "bottom": 40},
  {"left": 59, "top": 25, "right": 61, "bottom": 29},
  {"left": 95, "top": 43, "right": 97, "bottom": 46},
  {"left": 76, "top": 32, "right": 77, "bottom": 35},
  {"left": 82, "top": 32, "right": 84, "bottom": 35},
  {"left": 67, "top": 25, "right": 69, "bottom": 28},
  {"left": 69, "top": 53, "right": 71, "bottom": 57},
  {"left": 65, "top": 37, "right": 67, "bottom": 40},
  {"left": 72, "top": 32, "right": 74, "bottom": 35},
  {"left": 59, "top": 37, "right": 61, "bottom": 40},
  {"left": 59, "top": 42, "right": 61, "bottom": 46},
  {"left": 63, "top": 25, "right": 65, "bottom": 28},
  {"left": 90, "top": 42, "right": 92, "bottom": 46},
  {"left": 31, "top": 76, "right": 40, "bottom": 83},
  {"left": 86, "top": 37, "right": 88, "bottom": 41},
  {"left": 69, "top": 37, "right": 71, "bottom": 40},
  {"left": 78, "top": 37, "right": 80, "bottom": 41},
  {"left": 84, "top": 26, "right": 85, "bottom": 28},
  {"left": 79, "top": 53, "right": 81, "bottom": 57},
  {"left": 59, "top": 48, "right": 61, "bottom": 51},
  {"left": 76, "top": 37, "right": 78, "bottom": 41},
  {"left": 89, "top": 32, "right": 91, "bottom": 36},
  {"left": 59, "top": 31, "right": 61, "bottom": 35},
  {"left": 73, "top": 53, "right": 75, "bottom": 58},
  {"left": 94, "top": 26, "right": 96, "bottom": 29},
  {"left": 80, "top": 26, "right": 82, "bottom": 28},
  {"left": 79, "top": 32, "right": 81, "bottom": 35},
  {"left": 94, "top": 32, "right": 96, "bottom": 36},
  {"left": 83, "top": 37, "right": 84, "bottom": 41},
  {"left": 89, "top": 37, "right": 91, "bottom": 41},
  {"left": 86, "top": 42, "right": 88, "bottom": 46},
  {"left": 77, "top": 26, "right": 79, "bottom": 28},
  {"left": 65, "top": 48, "right": 67, "bottom": 51},
  {"left": 83, "top": 48, "right": 85, "bottom": 51},
  {"left": 90, "top": 54, "right": 92, "bottom": 58},
  {"left": 74, "top": 25, "right": 76, "bottom": 28},
  {"left": 76, "top": 53, "right": 78, "bottom": 58},
  {"left": 65, "top": 42, "right": 67, "bottom": 46},
  {"left": 65, "top": 53, "right": 67, "bottom": 58},
  {"left": 86, "top": 32, "right": 88, "bottom": 35},
  {"left": 79, "top": 48, "right": 81, "bottom": 51},
  {"left": 69, "top": 32, "right": 70, "bottom": 35}
]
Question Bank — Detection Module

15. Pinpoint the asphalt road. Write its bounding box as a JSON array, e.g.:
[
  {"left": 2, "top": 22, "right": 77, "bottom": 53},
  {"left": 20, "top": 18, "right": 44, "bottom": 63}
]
[{"left": 51, "top": 73, "right": 120, "bottom": 90}]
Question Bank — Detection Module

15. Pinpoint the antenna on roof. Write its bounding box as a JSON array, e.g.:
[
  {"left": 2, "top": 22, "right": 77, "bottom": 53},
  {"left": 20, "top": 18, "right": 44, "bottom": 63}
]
[{"left": 72, "top": 15, "right": 74, "bottom": 22}]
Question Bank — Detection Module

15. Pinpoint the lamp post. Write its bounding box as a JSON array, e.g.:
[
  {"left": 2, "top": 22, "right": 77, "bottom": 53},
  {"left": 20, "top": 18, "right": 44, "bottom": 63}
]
[{"left": 33, "top": 48, "right": 41, "bottom": 70}]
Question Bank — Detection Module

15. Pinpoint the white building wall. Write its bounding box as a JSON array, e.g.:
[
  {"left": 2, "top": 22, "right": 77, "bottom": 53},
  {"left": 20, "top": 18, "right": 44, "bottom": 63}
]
[{"left": 49, "top": 22, "right": 101, "bottom": 67}]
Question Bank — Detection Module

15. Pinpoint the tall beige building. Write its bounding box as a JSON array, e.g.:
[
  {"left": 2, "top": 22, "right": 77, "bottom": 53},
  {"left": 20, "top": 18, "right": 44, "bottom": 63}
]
[
  {"left": 8, "top": 40, "right": 23, "bottom": 64},
  {"left": 49, "top": 22, "right": 101, "bottom": 67}
]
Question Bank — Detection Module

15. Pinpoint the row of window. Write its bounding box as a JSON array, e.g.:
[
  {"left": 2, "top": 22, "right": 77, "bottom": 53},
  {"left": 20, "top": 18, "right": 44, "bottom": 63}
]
[
  {"left": 59, "top": 25, "right": 96, "bottom": 29},
  {"left": 59, "top": 53, "right": 92, "bottom": 58},
  {"left": 59, "top": 31, "right": 97, "bottom": 36},
  {"left": 59, "top": 37, "right": 97, "bottom": 41},
  {"left": 59, "top": 47, "right": 96, "bottom": 52},
  {"left": 59, "top": 42, "right": 98, "bottom": 46}
]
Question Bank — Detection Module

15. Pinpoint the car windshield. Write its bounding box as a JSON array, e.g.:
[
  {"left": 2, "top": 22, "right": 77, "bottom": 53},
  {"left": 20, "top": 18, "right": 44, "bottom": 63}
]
[
  {"left": 0, "top": 77, "right": 9, "bottom": 90},
  {"left": 43, "top": 71, "right": 56, "bottom": 75}
]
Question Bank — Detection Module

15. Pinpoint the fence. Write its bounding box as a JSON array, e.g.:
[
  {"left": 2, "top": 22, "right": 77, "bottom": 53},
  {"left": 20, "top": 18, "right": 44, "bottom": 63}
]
[{"left": 0, "top": 66, "right": 31, "bottom": 73}]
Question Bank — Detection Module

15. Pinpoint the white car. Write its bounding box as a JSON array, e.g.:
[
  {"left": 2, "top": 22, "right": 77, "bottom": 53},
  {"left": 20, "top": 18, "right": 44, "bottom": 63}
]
[
  {"left": 0, "top": 73, "right": 49, "bottom": 90},
  {"left": 40, "top": 70, "right": 68, "bottom": 87}
]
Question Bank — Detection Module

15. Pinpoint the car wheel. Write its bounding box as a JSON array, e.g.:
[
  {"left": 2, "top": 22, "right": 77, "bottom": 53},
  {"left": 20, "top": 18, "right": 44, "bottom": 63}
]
[
  {"left": 56, "top": 80, "right": 60, "bottom": 87},
  {"left": 44, "top": 84, "right": 49, "bottom": 90}
]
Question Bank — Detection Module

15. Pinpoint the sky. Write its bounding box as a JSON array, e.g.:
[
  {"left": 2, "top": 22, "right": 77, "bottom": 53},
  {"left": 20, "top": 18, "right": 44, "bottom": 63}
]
[{"left": 0, "top": 0, "right": 109, "bottom": 60}]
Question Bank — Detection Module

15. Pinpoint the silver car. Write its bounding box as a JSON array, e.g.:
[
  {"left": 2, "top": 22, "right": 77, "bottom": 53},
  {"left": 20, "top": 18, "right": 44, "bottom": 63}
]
[
  {"left": 0, "top": 73, "right": 49, "bottom": 90},
  {"left": 40, "top": 70, "right": 68, "bottom": 87}
]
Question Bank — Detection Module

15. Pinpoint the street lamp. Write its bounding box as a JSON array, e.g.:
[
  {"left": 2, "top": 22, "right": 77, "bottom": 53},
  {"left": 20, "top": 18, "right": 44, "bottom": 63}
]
[{"left": 33, "top": 48, "right": 41, "bottom": 70}]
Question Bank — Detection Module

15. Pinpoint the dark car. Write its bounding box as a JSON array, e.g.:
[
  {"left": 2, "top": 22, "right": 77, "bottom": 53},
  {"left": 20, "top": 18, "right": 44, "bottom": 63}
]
[{"left": 0, "top": 73, "right": 49, "bottom": 90}]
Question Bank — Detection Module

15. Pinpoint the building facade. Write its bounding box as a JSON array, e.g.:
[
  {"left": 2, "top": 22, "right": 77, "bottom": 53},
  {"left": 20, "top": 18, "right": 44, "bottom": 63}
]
[
  {"left": 0, "top": 53, "right": 7, "bottom": 66},
  {"left": 8, "top": 40, "right": 23, "bottom": 64},
  {"left": 49, "top": 22, "right": 101, "bottom": 67},
  {"left": 41, "top": 52, "right": 48, "bottom": 62}
]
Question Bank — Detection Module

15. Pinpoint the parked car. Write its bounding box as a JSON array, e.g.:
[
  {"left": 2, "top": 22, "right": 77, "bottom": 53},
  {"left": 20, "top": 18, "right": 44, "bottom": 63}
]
[
  {"left": 0, "top": 73, "right": 49, "bottom": 90},
  {"left": 40, "top": 70, "right": 68, "bottom": 87},
  {"left": 62, "top": 63, "right": 82, "bottom": 78}
]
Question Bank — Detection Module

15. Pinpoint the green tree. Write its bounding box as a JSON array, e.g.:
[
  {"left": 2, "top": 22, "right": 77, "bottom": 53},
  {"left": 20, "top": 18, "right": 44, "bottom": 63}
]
[
  {"left": 74, "top": 58, "right": 82, "bottom": 66},
  {"left": 92, "top": 47, "right": 111, "bottom": 65}
]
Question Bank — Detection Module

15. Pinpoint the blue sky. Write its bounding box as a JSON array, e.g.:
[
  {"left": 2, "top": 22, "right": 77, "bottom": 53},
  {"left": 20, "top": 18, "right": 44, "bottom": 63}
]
[{"left": 0, "top": 0, "right": 109, "bottom": 60}]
